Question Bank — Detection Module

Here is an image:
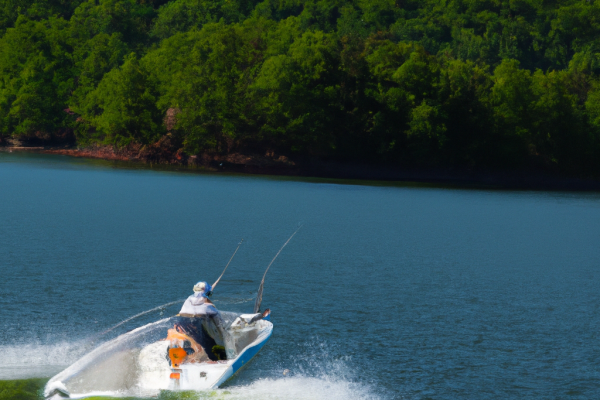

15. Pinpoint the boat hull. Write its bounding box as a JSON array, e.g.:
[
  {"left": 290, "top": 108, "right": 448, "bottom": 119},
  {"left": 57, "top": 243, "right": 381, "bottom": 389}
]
[{"left": 44, "top": 315, "right": 273, "bottom": 398}]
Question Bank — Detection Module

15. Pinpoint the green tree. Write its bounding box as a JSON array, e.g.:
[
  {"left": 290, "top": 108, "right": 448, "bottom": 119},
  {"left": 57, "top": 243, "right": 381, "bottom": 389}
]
[
  {"left": 73, "top": 54, "right": 163, "bottom": 145},
  {"left": 0, "top": 16, "right": 73, "bottom": 139},
  {"left": 151, "top": 0, "right": 260, "bottom": 39},
  {"left": 145, "top": 19, "right": 271, "bottom": 154},
  {"left": 71, "top": 32, "right": 129, "bottom": 108},
  {"left": 254, "top": 28, "right": 341, "bottom": 155},
  {"left": 489, "top": 59, "right": 533, "bottom": 138},
  {"left": 69, "top": 0, "right": 155, "bottom": 49},
  {"left": 0, "top": 0, "right": 84, "bottom": 33}
]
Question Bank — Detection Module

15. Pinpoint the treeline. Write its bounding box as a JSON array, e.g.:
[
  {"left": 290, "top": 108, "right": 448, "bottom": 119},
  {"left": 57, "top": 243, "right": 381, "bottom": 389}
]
[{"left": 2, "top": 0, "right": 600, "bottom": 175}]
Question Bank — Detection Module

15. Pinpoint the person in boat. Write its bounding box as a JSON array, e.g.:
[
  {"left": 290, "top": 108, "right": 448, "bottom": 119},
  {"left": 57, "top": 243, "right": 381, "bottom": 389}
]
[
  {"left": 171, "top": 281, "right": 237, "bottom": 361},
  {"left": 179, "top": 281, "right": 218, "bottom": 317}
]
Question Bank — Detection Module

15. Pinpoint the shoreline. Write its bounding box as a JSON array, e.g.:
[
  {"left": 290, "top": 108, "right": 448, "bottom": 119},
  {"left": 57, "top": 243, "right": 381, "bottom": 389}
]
[{"left": 2, "top": 145, "right": 600, "bottom": 191}]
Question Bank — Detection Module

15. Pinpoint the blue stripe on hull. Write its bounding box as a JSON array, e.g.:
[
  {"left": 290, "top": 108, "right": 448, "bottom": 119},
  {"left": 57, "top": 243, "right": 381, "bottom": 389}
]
[{"left": 214, "top": 329, "right": 273, "bottom": 388}]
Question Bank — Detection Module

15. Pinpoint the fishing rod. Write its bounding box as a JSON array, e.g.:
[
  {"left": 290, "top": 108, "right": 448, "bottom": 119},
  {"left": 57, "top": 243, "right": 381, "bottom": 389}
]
[
  {"left": 210, "top": 239, "right": 243, "bottom": 295},
  {"left": 96, "top": 239, "right": 244, "bottom": 339},
  {"left": 254, "top": 225, "right": 303, "bottom": 314}
]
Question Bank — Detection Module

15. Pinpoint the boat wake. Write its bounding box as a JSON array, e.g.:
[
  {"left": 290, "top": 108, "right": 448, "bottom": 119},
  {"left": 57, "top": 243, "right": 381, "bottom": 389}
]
[
  {"left": 0, "top": 340, "right": 90, "bottom": 380},
  {"left": 0, "top": 339, "right": 383, "bottom": 400},
  {"left": 216, "top": 375, "right": 381, "bottom": 400},
  {"left": 216, "top": 338, "right": 385, "bottom": 400}
]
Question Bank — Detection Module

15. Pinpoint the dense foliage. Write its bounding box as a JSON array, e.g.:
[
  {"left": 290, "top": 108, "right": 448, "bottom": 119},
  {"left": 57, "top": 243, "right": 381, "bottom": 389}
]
[{"left": 2, "top": 0, "right": 600, "bottom": 174}]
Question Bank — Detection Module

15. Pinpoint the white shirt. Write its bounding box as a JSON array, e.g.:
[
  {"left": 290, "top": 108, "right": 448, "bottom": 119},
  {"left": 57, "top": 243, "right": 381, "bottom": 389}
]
[{"left": 179, "top": 293, "right": 218, "bottom": 316}]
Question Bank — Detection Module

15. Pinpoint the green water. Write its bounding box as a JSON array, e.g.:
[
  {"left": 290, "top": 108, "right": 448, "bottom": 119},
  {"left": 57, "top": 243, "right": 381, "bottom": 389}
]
[
  {"left": 0, "top": 379, "right": 231, "bottom": 400},
  {"left": 0, "top": 379, "right": 48, "bottom": 400}
]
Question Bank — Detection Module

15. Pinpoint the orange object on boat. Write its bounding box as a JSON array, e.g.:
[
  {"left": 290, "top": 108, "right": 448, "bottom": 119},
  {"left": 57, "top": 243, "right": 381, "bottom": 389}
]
[
  {"left": 168, "top": 347, "right": 188, "bottom": 368},
  {"left": 169, "top": 372, "right": 181, "bottom": 380},
  {"left": 167, "top": 327, "right": 190, "bottom": 342}
]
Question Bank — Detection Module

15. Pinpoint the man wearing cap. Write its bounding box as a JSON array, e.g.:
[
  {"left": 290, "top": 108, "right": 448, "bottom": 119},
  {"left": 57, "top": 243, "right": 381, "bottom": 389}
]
[
  {"left": 179, "top": 281, "right": 217, "bottom": 317},
  {"left": 173, "top": 281, "right": 237, "bottom": 361}
]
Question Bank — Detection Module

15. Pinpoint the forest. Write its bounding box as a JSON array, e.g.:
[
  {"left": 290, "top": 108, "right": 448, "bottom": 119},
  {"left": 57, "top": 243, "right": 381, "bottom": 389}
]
[{"left": 1, "top": 0, "right": 600, "bottom": 176}]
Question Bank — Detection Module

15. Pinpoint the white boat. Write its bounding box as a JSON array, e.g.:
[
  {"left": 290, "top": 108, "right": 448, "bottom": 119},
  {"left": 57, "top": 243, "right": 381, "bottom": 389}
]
[
  {"left": 45, "top": 228, "right": 301, "bottom": 399},
  {"left": 44, "top": 311, "right": 272, "bottom": 399}
]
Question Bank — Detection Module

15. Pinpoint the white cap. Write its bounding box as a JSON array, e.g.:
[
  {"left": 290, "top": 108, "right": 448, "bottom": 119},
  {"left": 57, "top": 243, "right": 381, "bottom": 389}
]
[
  {"left": 193, "top": 281, "right": 206, "bottom": 293},
  {"left": 193, "top": 281, "right": 212, "bottom": 298}
]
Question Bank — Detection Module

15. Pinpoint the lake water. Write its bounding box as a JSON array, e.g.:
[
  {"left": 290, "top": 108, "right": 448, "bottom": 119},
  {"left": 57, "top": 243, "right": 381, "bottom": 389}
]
[{"left": 1, "top": 152, "right": 599, "bottom": 399}]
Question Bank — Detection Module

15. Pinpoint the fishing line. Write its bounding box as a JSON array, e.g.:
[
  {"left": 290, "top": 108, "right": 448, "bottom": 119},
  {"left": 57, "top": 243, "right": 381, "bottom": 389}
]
[
  {"left": 96, "top": 299, "right": 184, "bottom": 339},
  {"left": 254, "top": 225, "right": 303, "bottom": 313}
]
